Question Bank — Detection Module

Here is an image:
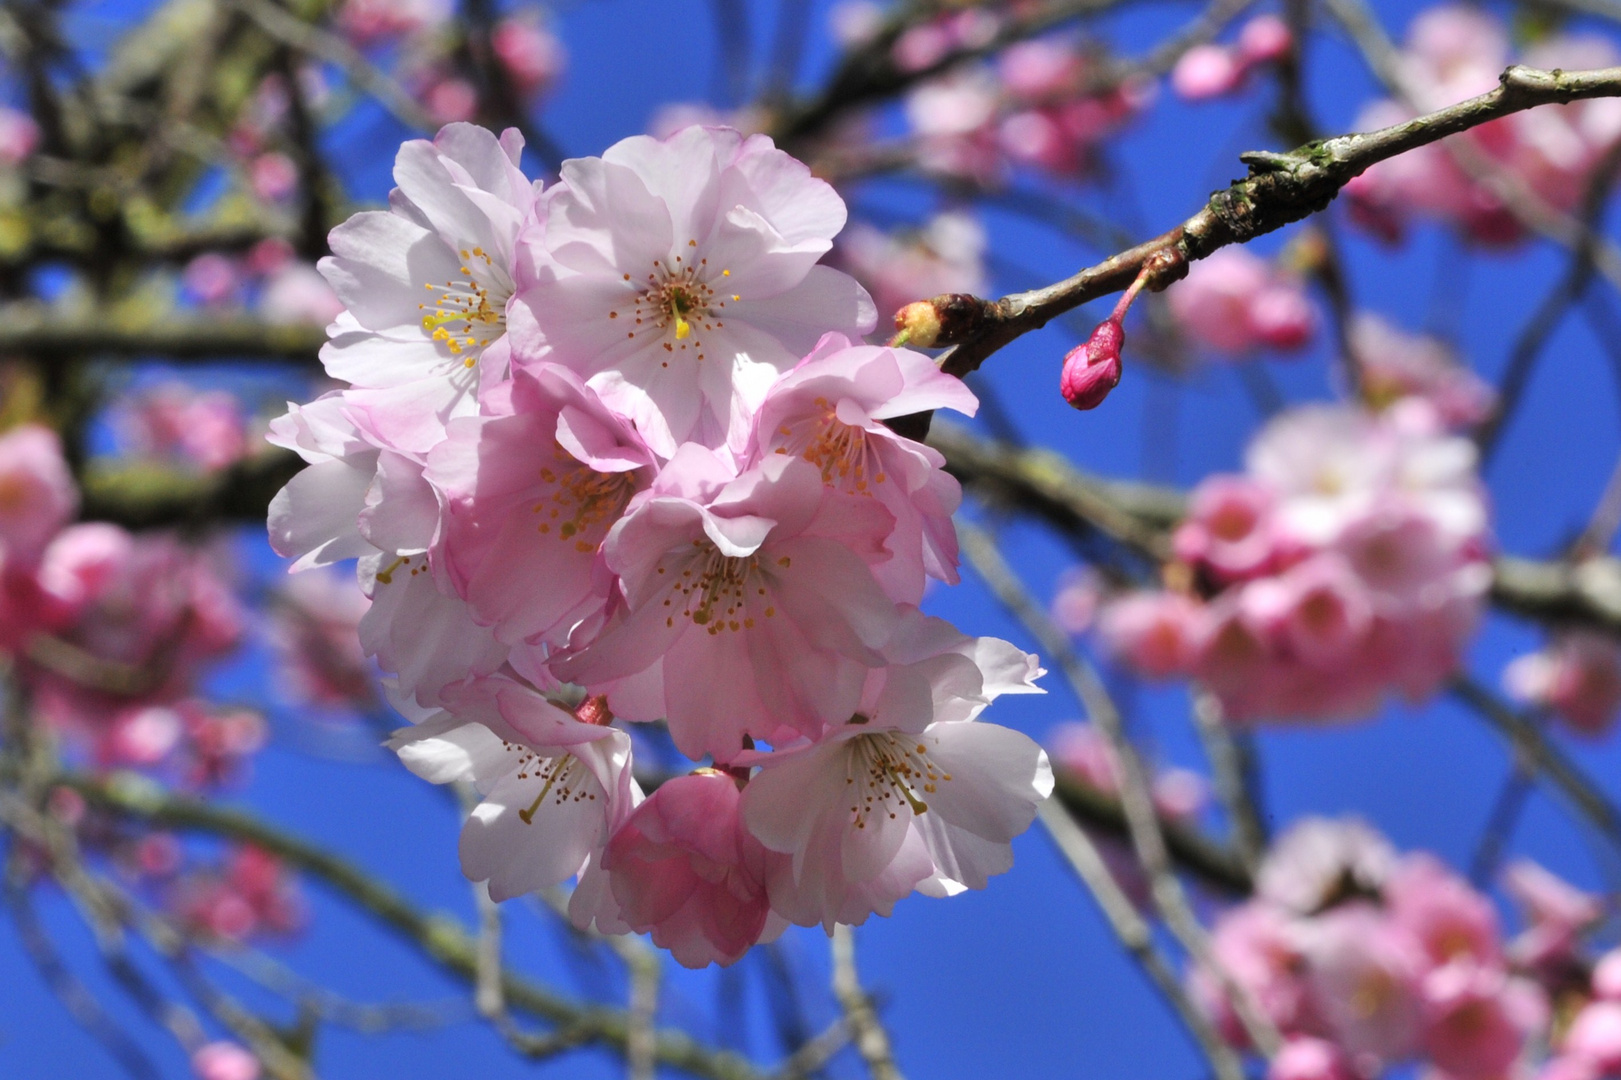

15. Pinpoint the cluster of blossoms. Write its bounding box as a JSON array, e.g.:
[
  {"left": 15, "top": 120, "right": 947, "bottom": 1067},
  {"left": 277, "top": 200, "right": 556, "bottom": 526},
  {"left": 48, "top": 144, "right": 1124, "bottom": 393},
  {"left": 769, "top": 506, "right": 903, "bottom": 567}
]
[
  {"left": 110, "top": 382, "right": 256, "bottom": 474},
  {"left": 1192, "top": 818, "right": 1616, "bottom": 1080},
  {"left": 336, "top": 0, "right": 565, "bottom": 127},
  {"left": 1167, "top": 246, "right": 1318, "bottom": 360},
  {"left": 270, "top": 122, "right": 1055, "bottom": 967},
  {"left": 1096, "top": 381, "right": 1492, "bottom": 722},
  {"left": 0, "top": 425, "right": 260, "bottom": 775},
  {"left": 902, "top": 36, "right": 1151, "bottom": 185},
  {"left": 1170, "top": 15, "right": 1295, "bottom": 102},
  {"left": 1345, "top": 5, "right": 1621, "bottom": 246},
  {"left": 181, "top": 238, "right": 346, "bottom": 330}
]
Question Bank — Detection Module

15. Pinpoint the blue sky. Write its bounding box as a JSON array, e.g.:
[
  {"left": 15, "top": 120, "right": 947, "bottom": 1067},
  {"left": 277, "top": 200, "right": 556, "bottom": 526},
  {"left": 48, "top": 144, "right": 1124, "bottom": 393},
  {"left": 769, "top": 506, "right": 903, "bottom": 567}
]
[{"left": 7, "top": 0, "right": 1621, "bottom": 1077}]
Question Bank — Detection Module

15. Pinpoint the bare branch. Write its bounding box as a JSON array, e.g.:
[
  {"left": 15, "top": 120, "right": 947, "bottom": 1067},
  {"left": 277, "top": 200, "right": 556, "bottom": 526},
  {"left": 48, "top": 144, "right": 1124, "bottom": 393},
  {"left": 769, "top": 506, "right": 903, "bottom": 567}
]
[
  {"left": 830, "top": 925, "right": 903, "bottom": 1080},
  {"left": 64, "top": 774, "right": 768, "bottom": 1080}
]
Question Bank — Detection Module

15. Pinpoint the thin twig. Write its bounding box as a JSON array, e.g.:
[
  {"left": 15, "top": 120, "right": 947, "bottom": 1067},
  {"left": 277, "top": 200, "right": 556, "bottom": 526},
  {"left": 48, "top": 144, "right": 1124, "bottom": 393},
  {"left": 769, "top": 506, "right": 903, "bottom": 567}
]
[
  {"left": 830, "top": 925, "right": 903, "bottom": 1080},
  {"left": 1036, "top": 800, "right": 1245, "bottom": 1072},
  {"left": 1450, "top": 676, "right": 1621, "bottom": 855},
  {"left": 913, "top": 63, "right": 1621, "bottom": 381},
  {"left": 65, "top": 774, "right": 767, "bottom": 1080},
  {"left": 1192, "top": 690, "right": 1268, "bottom": 876},
  {"left": 958, "top": 520, "right": 1281, "bottom": 1064}
]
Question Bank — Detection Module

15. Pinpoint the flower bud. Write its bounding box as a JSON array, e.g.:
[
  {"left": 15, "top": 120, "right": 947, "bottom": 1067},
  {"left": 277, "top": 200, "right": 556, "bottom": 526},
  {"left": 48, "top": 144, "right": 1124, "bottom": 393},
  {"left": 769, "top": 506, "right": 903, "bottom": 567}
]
[
  {"left": 1060, "top": 318, "right": 1124, "bottom": 410},
  {"left": 894, "top": 300, "right": 943, "bottom": 348}
]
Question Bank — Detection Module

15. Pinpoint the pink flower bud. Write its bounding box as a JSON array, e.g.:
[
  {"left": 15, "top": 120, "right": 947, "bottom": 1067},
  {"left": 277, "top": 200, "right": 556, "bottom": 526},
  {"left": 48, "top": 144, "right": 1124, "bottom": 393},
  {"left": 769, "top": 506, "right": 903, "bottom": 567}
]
[
  {"left": 1238, "top": 15, "right": 1294, "bottom": 65},
  {"left": 1061, "top": 318, "right": 1123, "bottom": 410},
  {"left": 1171, "top": 44, "right": 1242, "bottom": 101}
]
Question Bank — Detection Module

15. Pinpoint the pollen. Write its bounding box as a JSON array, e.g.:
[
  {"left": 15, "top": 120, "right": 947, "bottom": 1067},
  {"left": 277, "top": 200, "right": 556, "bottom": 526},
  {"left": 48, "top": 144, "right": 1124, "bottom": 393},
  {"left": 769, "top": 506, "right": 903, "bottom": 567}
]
[{"left": 843, "top": 730, "right": 948, "bottom": 829}]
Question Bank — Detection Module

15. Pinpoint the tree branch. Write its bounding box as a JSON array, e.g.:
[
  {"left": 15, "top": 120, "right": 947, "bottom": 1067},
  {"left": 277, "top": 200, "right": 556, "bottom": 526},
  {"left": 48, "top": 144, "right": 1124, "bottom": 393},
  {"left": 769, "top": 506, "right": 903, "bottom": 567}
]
[
  {"left": 63, "top": 773, "right": 767, "bottom": 1080},
  {"left": 915, "top": 64, "right": 1621, "bottom": 379}
]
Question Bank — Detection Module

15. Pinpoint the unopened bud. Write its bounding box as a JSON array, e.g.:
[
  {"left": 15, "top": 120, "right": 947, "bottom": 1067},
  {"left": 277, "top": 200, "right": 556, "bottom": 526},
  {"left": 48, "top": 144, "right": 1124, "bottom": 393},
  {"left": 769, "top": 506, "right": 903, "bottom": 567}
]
[
  {"left": 1061, "top": 318, "right": 1124, "bottom": 410},
  {"left": 893, "top": 301, "right": 942, "bottom": 348}
]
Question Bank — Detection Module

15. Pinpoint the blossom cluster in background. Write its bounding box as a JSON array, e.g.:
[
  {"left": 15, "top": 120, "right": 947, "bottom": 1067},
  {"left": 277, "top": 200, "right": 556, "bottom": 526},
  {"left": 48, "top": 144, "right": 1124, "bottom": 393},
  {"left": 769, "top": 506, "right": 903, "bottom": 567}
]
[
  {"left": 270, "top": 122, "right": 1056, "bottom": 967},
  {"left": 1345, "top": 5, "right": 1621, "bottom": 246},
  {"left": 1094, "top": 383, "right": 1492, "bottom": 722},
  {"left": 1192, "top": 818, "right": 1617, "bottom": 1080}
]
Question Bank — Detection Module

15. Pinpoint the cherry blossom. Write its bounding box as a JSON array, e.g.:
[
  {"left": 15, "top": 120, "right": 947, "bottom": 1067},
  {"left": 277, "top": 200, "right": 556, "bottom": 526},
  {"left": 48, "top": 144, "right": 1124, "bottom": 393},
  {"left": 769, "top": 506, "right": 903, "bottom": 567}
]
[
  {"left": 552, "top": 451, "right": 902, "bottom": 762},
  {"left": 745, "top": 332, "right": 978, "bottom": 600},
  {"left": 1504, "top": 631, "right": 1621, "bottom": 738},
  {"left": 509, "top": 125, "right": 876, "bottom": 456},
  {"left": 0, "top": 423, "right": 77, "bottom": 566},
  {"left": 425, "top": 363, "right": 657, "bottom": 659},
  {"left": 582, "top": 770, "right": 786, "bottom": 968},
  {"left": 318, "top": 122, "right": 541, "bottom": 430},
  {"left": 741, "top": 612, "right": 1049, "bottom": 929},
  {"left": 389, "top": 676, "right": 639, "bottom": 901},
  {"left": 1167, "top": 247, "right": 1317, "bottom": 358}
]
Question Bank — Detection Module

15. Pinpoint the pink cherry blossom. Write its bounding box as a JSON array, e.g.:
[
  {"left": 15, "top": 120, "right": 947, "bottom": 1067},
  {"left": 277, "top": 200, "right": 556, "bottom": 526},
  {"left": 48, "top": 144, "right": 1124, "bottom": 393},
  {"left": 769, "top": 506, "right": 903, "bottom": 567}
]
[
  {"left": 746, "top": 332, "right": 977, "bottom": 600},
  {"left": 1097, "top": 591, "right": 1205, "bottom": 679},
  {"left": 259, "top": 263, "right": 346, "bottom": 326},
  {"left": 115, "top": 383, "right": 249, "bottom": 472},
  {"left": 741, "top": 612, "right": 1049, "bottom": 929},
  {"left": 0, "top": 424, "right": 77, "bottom": 567},
  {"left": 1298, "top": 901, "right": 1427, "bottom": 1066},
  {"left": 1504, "top": 632, "right": 1621, "bottom": 738},
  {"left": 1352, "top": 315, "right": 1495, "bottom": 428},
  {"left": 834, "top": 212, "right": 987, "bottom": 325},
  {"left": 1061, "top": 318, "right": 1124, "bottom": 409},
  {"left": 552, "top": 452, "right": 902, "bottom": 762},
  {"left": 1386, "top": 854, "right": 1502, "bottom": 969},
  {"left": 390, "top": 676, "right": 639, "bottom": 901},
  {"left": 319, "top": 123, "right": 541, "bottom": 429},
  {"left": 1595, "top": 950, "right": 1621, "bottom": 1001},
  {"left": 1421, "top": 962, "right": 1546, "bottom": 1079},
  {"left": 268, "top": 568, "right": 376, "bottom": 712},
  {"left": 508, "top": 125, "right": 876, "bottom": 456},
  {"left": 172, "top": 845, "right": 305, "bottom": 943},
  {"left": 183, "top": 253, "right": 240, "bottom": 306},
  {"left": 492, "top": 12, "right": 565, "bottom": 100},
  {"left": 27, "top": 526, "right": 243, "bottom": 757},
  {"left": 1239, "top": 16, "right": 1294, "bottom": 65},
  {"left": 0, "top": 105, "right": 40, "bottom": 165},
  {"left": 1172, "top": 45, "right": 1244, "bottom": 101},
  {"left": 1504, "top": 859, "right": 1602, "bottom": 978},
  {"left": 1168, "top": 247, "right": 1317, "bottom": 358},
  {"left": 592, "top": 771, "right": 785, "bottom": 968},
  {"left": 267, "top": 389, "right": 507, "bottom": 706},
  {"left": 1174, "top": 475, "right": 1280, "bottom": 583},
  {"left": 1190, "top": 901, "right": 1314, "bottom": 1046},
  {"left": 1269, "top": 1037, "right": 1358, "bottom": 1080},
  {"left": 423, "top": 77, "right": 479, "bottom": 125},
  {"left": 1256, "top": 816, "right": 1396, "bottom": 915},
  {"left": 426, "top": 363, "right": 657, "bottom": 658},
  {"left": 336, "top": 0, "right": 451, "bottom": 46}
]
